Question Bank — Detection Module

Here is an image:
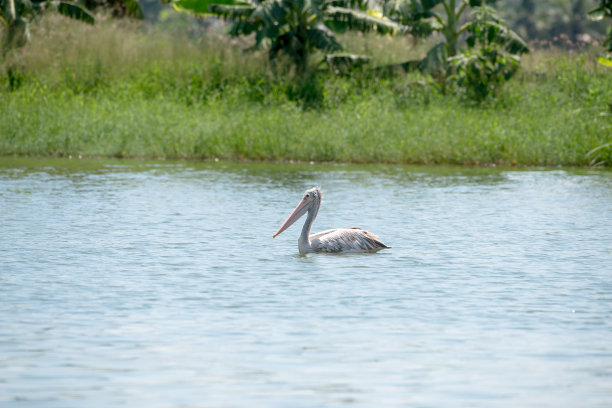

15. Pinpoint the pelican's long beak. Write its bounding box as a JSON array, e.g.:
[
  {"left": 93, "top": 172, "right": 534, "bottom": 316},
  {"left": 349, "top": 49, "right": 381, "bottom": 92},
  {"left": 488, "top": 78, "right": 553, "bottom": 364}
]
[{"left": 273, "top": 199, "right": 310, "bottom": 238}]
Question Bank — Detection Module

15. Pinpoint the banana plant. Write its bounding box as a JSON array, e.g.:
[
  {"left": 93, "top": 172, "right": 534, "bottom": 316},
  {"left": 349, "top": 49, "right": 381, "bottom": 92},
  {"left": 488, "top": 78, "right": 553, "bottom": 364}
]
[
  {"left": 1, "top": 0, "right": 95, "bottom": 55},
  {"left": 171, "top": 0, "right": 407, "bottom": 74},
  {"left": 383, "top": 0, "right": 528, "bottom": 74},
  {"left": 450, "top": 6, "right": 522, "bottom": 100},
  {"left": 587, "top": 0, "right": 612, "bottom": 67}
]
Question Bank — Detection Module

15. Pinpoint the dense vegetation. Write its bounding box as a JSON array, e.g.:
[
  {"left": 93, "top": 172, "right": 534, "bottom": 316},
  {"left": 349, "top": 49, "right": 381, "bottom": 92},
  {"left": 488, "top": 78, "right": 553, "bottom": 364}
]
[{"left": 0, "top": 13, "right": 611, "bottom": 166}]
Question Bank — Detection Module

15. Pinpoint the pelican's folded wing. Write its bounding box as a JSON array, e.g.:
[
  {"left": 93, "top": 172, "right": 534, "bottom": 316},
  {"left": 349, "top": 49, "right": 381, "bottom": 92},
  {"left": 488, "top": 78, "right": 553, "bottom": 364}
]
[{"left": 310, "top": 228, "right": 390, "bottom": 253}]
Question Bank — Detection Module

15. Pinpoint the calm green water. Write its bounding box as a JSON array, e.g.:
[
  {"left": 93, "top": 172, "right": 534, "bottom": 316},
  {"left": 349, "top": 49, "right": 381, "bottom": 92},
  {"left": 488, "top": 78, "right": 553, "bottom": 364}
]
[{"left": 1, "top": 158, "right": 611, "bottom": 407}]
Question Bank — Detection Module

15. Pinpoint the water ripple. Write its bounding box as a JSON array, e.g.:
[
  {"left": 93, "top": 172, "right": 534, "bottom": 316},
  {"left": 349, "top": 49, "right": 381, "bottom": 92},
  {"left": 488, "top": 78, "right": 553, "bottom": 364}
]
[{"left": 1, "top": 159, "right": 611, "bottom": 407}]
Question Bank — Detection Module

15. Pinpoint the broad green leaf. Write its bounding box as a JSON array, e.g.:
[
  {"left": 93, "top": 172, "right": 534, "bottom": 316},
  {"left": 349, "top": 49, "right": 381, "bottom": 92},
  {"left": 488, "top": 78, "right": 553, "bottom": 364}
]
[
  {"left": 173, "top": 0, "right": 249, "bottom": 15},
  {"left": 325, "top": 6, "right": 402, "bottom": 35},
  {"left": 587, "top": 5, "right": 605, "bottom": 21},
  {"left": 468, "top": 0, "right": 498, "bottom": 6},
  {"left": 326, "top": 53, "right": 371, "bottom": 72},
  {"left": 597, "top": 55, "right": 612, "bottom": 67},
  {"left": 326, "top": 53, "right": 371, "bottom": 64},
  {"left": 123, "top": 0, "right": 144, "bottom": 19},
  {"left": 55, "top": 2, "right": 94, "bottom": 24},
  {"left": 308, "top": 28, "right": 342, "bottom": 53},
  {"left": 208, "top": 4, "right": 255, "bottom": 19},
  {"left": 461, "top": 18, "right": 529, "bottom": 55},
  {"left": 419, "top": 41, "right": 447, "bottom": 74}
]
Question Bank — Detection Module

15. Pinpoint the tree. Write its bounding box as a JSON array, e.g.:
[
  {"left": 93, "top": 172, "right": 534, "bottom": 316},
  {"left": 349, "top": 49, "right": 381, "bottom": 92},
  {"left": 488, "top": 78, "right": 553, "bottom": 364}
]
[
  {"left": 384, "top": 0, "right": 527, "bottom": 59},
  {"left": 171, "top": 0, "right": 404, "bottom": 74},
  {"left": 380, "top": 0, "right": 527, "bottom": 100}
]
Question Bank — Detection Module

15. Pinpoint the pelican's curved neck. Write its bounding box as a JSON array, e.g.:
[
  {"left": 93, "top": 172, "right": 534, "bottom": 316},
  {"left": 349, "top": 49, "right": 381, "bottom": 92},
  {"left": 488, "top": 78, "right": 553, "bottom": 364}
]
[{"left": 298, "top": 197, "right": 320, "bottom": 253}]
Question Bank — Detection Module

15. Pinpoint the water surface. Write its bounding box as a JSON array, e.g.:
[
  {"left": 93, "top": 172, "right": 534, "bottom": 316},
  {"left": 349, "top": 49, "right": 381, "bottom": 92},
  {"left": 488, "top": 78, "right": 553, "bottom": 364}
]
[{"left": 1, "top": 158, "right": 611, "bottom": 407}]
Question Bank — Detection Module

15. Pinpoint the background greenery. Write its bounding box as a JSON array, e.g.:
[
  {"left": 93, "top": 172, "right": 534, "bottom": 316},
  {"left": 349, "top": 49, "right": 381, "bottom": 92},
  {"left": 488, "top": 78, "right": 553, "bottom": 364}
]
[{"left": 1, "top": 7, "right": 611, "bottom": 166}]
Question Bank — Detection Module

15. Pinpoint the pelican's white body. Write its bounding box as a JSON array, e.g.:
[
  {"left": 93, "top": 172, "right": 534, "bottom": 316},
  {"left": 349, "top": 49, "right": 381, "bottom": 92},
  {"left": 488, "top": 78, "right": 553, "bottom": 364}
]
[{"left": 274, "top": 187, "right": 390, "bottom": 254}]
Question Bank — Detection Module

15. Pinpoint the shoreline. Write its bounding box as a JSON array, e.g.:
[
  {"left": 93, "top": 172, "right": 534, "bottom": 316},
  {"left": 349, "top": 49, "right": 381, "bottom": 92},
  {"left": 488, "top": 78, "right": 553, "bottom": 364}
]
[{"left": 1, "top": 154, "right": 609, "bottom": 170}]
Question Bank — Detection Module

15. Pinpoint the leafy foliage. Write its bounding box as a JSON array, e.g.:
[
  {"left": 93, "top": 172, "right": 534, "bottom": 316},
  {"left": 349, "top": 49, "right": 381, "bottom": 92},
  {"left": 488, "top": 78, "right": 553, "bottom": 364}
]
[
  {"left": 171, "top": 0, "right": 404, "bottom": 74},
  {"left": 451, "top": 6, "right": 524, "bottom": 101},
  {"left": 383, "top": 0, "right": 512, "bottom": 57},
  {"left": 462, "top": 5, "right": 528, "bottom": 55},
  {"left": 383, "top": 0, "right": 442, "bottom": 37},
  {"left": 379, "top": 1, "right": 527, "bottom": 101},
  {"left": 451, "top": 49, "right": 519, "bottom": 101},
  {"left": 2, "top": 16, "right": 611, "bottom": 165},
  {"left": 324, "top": 6, "right": 401, "bottom": 35}
]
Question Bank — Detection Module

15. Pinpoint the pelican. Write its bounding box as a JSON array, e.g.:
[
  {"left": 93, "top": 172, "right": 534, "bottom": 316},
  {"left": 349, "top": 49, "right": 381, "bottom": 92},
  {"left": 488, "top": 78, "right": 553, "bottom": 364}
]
[{"left": 273, "top": 187, "right": 390, "bottom": 254}]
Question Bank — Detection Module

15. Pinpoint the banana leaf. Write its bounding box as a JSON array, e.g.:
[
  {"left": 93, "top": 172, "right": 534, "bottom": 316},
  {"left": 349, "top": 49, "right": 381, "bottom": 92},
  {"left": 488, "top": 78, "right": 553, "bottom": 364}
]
[
  {"left": 325, "top": 6, "right": 402, "bottom": 35},
  {"left": 55, "top": 1, "right": 94, "bottom": 24},
  {"left": 173, "top": 0, "right": 250, "bottom": 15},
  {"left": 598, "top": 55, "right": 612, "bottom": 67},
  {"left": 208, "top": 4, "right": 255, "bottom": 18},
  {"left": 325, "top": 53, "right": 371, "bottom": 73},
  {"left": 461, "top": 17, "right": 529, "bottom": 55},
  {"left": 587, "top": 2, "right": 611, "bottom": 21}
]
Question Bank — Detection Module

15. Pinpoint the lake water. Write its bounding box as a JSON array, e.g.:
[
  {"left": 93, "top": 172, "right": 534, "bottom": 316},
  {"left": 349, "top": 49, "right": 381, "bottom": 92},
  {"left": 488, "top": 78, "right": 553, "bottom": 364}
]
[{"left": 1, "top": 158, "right": 611, "bottom": 407}]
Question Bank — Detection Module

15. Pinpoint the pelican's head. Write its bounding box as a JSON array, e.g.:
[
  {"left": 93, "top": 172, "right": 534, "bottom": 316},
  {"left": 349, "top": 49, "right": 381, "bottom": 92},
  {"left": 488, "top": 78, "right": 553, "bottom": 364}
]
[
  {"left": 304, "top": 186, "right": 322, "bottom": 202},
  {"left": 273, "top": 187, "right": 322, "bottom": 238}
]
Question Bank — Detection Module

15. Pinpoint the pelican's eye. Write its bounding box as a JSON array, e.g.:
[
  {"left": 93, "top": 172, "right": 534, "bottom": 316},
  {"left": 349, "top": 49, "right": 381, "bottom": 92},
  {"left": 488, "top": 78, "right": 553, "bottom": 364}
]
[{"left": 305, "top": 194, "right": 310, "bottom": 199}]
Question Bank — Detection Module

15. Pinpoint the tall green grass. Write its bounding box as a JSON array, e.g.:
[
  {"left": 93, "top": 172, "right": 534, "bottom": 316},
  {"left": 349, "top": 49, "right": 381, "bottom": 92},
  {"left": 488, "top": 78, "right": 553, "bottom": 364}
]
[{"left": 1, "top": 15, "right": 611, "bottom": 166}]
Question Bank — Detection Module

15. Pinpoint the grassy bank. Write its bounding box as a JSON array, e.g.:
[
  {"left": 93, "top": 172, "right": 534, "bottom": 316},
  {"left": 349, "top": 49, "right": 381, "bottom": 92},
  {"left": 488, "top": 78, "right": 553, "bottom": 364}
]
[{"left": 1, "top": 15, "right": 611, "bottom": 166}]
